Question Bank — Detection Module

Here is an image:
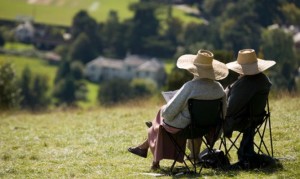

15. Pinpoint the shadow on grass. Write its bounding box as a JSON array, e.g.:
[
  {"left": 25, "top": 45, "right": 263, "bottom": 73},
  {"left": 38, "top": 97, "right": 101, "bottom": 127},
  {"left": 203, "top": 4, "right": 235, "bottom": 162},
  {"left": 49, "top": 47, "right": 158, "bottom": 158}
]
[{"left": 152, "top": 159, "right": 283, "bottom": 178}]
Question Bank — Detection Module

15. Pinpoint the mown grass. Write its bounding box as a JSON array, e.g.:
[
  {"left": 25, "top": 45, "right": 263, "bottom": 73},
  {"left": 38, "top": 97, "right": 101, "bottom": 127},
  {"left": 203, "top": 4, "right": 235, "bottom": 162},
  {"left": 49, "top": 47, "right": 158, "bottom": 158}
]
[
  {"left": 0, "top": 54, "right": 57, "bottom": 85},
  {"left": 0, "top": 0, "right": 202, "bottom": 26},
  {"left": 0, "top": 0, "right": 138, "bottom": 26},
  {"left": 0, "top": 95, "right": 299, "bottom": 178}
]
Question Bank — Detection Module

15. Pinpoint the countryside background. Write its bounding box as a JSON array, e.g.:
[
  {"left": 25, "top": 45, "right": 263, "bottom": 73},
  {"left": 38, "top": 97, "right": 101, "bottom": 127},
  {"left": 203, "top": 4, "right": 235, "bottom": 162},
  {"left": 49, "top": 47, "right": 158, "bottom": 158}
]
[{"left": 0, "top": 0, "right": 300, "bottom": 178}]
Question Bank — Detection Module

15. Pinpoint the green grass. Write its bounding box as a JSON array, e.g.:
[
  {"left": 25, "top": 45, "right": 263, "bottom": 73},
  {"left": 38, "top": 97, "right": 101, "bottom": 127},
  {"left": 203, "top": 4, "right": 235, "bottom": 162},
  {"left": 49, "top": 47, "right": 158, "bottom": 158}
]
[
  {"left": 4, "top": 42, "right": 35, "bottom": 51},
  {"left": 0, "top": 0, "right": 202, "bottom": 26},
  {"left": 0, "top": 54, "right": 57, "bottom": 84},
  {"left": 0, "top": 95, "right": 299, "bottom": 178},
  {"left": 0, "top": 0, "right": 138, "bottom": 26}
]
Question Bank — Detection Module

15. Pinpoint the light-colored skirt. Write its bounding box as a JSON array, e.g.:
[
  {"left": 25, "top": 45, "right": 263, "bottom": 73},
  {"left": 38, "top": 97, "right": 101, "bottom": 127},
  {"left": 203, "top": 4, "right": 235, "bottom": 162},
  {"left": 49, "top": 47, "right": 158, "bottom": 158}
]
[{"left": 147, "top": 109, "right": 186, "bottom": 162}]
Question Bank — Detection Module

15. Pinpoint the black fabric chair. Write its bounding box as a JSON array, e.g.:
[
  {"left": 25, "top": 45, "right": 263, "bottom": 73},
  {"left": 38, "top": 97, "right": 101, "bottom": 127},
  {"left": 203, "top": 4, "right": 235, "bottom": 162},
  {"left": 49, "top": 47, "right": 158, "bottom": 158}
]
[
  {"left": 220, "top": 92, "right": 274, "bottom": 165},
  {"left": 163, "top": 98, "right": 224, "bottom": 174}
]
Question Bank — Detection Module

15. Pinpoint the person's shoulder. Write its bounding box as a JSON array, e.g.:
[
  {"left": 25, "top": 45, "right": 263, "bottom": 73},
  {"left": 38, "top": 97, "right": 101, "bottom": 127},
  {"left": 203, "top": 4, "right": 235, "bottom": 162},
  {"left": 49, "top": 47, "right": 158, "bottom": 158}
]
[{"left": 188, "top": 78, "right": 213, "bottom": 86}]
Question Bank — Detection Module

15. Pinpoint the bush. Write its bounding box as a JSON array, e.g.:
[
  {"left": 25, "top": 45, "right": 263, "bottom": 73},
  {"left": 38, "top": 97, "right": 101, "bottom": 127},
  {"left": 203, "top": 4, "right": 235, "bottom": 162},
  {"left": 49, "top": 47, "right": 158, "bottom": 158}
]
[
  {"left": 130, "top": 78, "right": 156, "bottom": 97},
  {"left": 0, "top": 62, "right": 21, "bottom": 110},
  {"left": 0, "top": 31, "right": 5, "bottom": 47},
  {"left": 98, "top": 79, "right": 133, "bottom": 105},
  {"left": 166, "top": 67, "right": 192, "bottom": 91},
  {"left": 19, "top": 67, "right": 51, "bottom": 111}
]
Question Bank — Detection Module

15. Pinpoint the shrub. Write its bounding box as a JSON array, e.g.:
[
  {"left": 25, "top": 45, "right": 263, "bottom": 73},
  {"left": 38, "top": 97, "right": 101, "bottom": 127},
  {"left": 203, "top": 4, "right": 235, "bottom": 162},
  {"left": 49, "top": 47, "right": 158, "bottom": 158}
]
[
  {"left": 130, "top": 78, "right": 156, "bottom": 97},
  {"left": 98, "top": 79, "right": 133, "bottom": 105},
  {"left": 0, "top": 62, "right": 21, "bottom": 110}
]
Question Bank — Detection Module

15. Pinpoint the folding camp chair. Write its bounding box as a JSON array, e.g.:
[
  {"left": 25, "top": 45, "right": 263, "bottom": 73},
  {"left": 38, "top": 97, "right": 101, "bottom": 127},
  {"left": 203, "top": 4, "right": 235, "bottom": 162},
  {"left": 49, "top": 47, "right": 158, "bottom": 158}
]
[
  {"left": 220, "top": 92, "right": 274, "bottom": 163},
  {"left": 163, "top": 98, "right": 224, "bottom": 174}
]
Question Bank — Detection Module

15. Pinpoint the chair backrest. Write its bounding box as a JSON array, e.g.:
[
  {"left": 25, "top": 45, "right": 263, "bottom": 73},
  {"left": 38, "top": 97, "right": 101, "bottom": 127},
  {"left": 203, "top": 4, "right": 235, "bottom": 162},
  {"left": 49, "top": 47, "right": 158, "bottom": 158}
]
[
  {"left": 183, "top": 98, "right": 223, "bottom": 139},
  {"left": 248, "top": 92, "right": 269, "bottom": 126},
  {"left": 248, "top": 92, "right": 269, "bottom": 115}
]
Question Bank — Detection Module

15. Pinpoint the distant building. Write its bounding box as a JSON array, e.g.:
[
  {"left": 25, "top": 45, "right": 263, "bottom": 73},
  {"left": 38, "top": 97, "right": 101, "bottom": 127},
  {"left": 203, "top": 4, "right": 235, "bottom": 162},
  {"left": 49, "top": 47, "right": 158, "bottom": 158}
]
[
  {"left": 293, "top": 32, "right": 300, "bottom": 50},
  {"left": 85, "top": 55, "right": 166, "bottom": 86},
  {"left": 14, "top": 20, "right": 35, "bottom": 43}
]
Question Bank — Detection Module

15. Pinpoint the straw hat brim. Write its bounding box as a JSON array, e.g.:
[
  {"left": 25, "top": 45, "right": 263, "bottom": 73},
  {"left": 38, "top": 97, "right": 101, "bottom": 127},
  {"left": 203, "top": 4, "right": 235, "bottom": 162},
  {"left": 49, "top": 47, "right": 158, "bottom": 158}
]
[
  {"left": 226, "top": 58, "right": 276, "bottom": 75},
  {"left": 177, "top": 54, "right": 229, "bottom": 80}
]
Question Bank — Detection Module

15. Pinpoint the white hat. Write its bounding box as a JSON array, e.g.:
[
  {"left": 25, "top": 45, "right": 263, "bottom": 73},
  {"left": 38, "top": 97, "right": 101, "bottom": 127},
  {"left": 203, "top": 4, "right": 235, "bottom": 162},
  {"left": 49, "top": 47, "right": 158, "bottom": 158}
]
[
  {"left": 176, "top": 49, "right": 229, "bottom": 80},
  {"left": 226, "top": 49, "right": 276, "bottom": 75}
]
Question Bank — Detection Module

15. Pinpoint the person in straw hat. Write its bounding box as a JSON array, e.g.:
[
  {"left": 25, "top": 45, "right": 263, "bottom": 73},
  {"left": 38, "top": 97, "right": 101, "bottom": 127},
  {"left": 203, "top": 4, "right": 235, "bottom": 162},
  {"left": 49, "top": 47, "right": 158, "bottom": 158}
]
[
  {"left": 224, "top": 49, "right": 276, "bottom": 167},
  {"left": 128, "top": 50, "right": 229, "bottom": 170}
]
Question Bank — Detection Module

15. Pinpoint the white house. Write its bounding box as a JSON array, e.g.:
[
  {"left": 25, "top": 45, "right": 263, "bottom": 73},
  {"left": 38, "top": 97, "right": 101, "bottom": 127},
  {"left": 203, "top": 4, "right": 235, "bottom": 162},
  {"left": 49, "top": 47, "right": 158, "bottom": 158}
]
[
  {"left": 14, "top": 21, "right": 35, "bottom": 43},
  {"left": 85, "top": 55, "right": 166, "bottom": 86}
]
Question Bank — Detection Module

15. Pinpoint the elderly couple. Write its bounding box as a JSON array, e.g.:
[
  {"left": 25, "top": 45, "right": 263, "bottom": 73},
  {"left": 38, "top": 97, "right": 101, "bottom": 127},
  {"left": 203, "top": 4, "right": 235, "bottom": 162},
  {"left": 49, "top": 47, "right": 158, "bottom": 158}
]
[{"left": 128, "top": 49, "right": 276, "bottom": 170}]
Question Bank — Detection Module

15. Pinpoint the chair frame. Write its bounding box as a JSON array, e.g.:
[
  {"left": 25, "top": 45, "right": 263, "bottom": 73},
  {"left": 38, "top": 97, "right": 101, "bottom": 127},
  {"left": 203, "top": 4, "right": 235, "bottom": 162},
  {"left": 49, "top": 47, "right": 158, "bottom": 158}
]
[
  {"left": 220, "top": 94, "right": 274, "bottom": 161},
  {"left": 163, "top": 98, "right": 224, "bottom": 175}
]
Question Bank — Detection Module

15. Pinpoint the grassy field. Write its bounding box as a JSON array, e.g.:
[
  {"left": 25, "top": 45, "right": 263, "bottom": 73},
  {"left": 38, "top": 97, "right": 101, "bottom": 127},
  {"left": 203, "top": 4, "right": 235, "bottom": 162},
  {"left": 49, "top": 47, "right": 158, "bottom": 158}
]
[
  {"left": 0, "top": 95, "right": 299, "bottom": 178},
  {"left": 0, "top": 0, "right": 138, "bottom": 25},
  {"left": 0, "top": 0, "right": 202, "bottom": 26}
]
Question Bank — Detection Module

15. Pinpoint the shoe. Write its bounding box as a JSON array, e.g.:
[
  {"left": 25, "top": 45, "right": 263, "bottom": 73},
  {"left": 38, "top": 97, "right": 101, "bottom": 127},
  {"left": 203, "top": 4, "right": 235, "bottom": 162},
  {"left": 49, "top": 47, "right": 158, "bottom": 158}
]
[
  {"left": 151, "top": 161, "right": 160, "bottom": 170},
  {"left": 145, "top": 121, "right": 152, "bottom": 128},
  {"left": 128, "top": 147, "right": 148, "bottom": 158}
]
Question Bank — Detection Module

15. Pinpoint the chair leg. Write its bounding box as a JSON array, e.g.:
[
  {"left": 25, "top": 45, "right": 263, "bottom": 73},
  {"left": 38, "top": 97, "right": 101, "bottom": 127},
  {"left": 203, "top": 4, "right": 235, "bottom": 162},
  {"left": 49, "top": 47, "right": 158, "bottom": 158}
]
[
  {"left": 268, "top": 116, "right": 274, "bottom": 157},
  {"left": 165, "top": 132, "right": 192, "bottom": 174},
  {"left": 254, "top": 115, "right": 273, "bottom": 157}
]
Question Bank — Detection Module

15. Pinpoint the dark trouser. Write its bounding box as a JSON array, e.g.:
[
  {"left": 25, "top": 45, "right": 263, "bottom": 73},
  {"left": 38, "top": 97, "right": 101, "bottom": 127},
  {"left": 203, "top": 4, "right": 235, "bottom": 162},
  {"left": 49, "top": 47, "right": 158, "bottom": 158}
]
[{"left": 237, "top": 126, "right": 256, "bottom": 161}]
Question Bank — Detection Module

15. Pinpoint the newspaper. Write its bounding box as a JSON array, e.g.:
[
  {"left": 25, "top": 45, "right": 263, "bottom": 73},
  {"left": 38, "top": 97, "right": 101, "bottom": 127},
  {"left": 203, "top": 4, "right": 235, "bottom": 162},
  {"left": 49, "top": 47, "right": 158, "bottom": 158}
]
[{"left": 161, "top": 90, "right": 178, "bottom": 102}]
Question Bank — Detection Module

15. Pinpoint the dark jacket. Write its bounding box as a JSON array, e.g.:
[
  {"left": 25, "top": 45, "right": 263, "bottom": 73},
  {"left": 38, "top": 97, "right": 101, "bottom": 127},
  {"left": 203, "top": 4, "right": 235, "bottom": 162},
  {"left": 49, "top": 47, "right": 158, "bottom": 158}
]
[{"left": 224, "top": 73, "right": 272, "bottom": 137}]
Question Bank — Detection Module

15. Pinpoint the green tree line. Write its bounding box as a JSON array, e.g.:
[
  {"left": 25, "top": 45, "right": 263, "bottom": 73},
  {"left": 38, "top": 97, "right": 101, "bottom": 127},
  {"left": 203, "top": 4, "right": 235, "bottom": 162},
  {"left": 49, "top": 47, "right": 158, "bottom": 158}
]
[{"left": 1, "top": 0, "right": 300, "bottom": 110}]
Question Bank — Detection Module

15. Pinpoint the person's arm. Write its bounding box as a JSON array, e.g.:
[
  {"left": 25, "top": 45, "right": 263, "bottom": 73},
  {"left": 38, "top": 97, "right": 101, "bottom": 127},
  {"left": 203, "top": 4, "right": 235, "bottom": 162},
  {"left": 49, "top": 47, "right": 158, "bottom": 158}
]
[{"left": 161, "top": 82, "right": 190, "bottom": 121}]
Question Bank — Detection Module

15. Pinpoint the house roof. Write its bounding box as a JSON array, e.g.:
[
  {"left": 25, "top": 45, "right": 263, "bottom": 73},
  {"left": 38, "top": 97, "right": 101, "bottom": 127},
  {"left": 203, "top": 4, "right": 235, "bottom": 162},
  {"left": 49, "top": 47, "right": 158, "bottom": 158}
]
[
  {"left": 136, "top": 59, "right": 164, "bottom": 72},
  {"left": 87, "top": 56, "right": 123, "bottom": 69},
  {"left": 124, "top": 55, "right": 149, "bottom": 67},
  {"left": 293, "top": 32, "right": 300, "bottom": 43},
  {"left": 15, "top": 21, "right": 35, "bottom": 33}
]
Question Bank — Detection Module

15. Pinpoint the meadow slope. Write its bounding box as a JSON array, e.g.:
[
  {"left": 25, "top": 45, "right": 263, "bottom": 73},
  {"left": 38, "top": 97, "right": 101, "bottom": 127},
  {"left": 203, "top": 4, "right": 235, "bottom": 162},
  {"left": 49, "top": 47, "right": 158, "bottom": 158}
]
[
  {"left": 0, "top": 95, "right": 299, "bottom": 178},
  {"left": 0, "top": 0, "right": 201, "bottom": 26}
]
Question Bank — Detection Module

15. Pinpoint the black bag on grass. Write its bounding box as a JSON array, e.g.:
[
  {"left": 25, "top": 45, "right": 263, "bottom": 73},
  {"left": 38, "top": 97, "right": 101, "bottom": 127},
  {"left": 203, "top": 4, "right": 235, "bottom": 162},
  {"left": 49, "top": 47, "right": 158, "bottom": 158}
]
[{"left": 198, "top": 148, "right": 230, "bottom": 169}]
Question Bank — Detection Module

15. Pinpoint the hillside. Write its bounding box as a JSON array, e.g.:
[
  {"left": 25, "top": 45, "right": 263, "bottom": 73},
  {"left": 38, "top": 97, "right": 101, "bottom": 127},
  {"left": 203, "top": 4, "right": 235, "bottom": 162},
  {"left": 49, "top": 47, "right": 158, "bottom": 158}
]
[
  {"left": 0, "top": 95, "right": 299, "bottom": 178},
  {"left": 0, "top": 0, "right": 202, "bottom": 26}
]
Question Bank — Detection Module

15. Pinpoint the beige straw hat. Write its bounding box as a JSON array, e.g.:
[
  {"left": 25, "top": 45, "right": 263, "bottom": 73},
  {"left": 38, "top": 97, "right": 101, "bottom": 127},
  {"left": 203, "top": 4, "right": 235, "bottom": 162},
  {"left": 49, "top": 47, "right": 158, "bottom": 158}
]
[
  {"left": 226, "top": 49, "right": 276, "bottom": 75},
  {"left": 176, "top": 49, "right": 229, "bottom": 80}
]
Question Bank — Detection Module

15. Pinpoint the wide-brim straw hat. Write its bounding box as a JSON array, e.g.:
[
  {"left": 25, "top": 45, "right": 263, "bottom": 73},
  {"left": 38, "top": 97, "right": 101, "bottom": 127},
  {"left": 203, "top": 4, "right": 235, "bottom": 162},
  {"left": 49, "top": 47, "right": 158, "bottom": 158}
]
[
  {"left": 177, "top": 49, "right": 229, "bottom": 80},
  {"left": 226, "top": 49, "right": 276, "bottom": 75}
]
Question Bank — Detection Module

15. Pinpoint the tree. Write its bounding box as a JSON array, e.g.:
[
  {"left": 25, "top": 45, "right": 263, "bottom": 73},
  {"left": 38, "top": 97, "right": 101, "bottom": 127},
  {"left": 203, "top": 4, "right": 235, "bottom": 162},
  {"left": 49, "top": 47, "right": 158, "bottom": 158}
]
[
  {"left": 218, "top": 0, "right": 262, "bottom": 52},
  {"left": 31, "top": 74, "right": 51, "bottom": 110},
  {"left": 102, "top": 10, "right": 127, "bottom": 58},
  {"left": 0, "top": 31, "right": 5, "bottom": 47},
  {"left": 68, "top": 33, "right": 97, "bottom": 64},
  {"left": 70, "top": 10, "right": 102, "bottom": 62},
  {"left": 128, "top": 0, "right": 160, "bottom": 55},
  {"left": 20, "top": 66, "right": 33, "bottom": 108},
  {"left": 53, "top": 59, "right": 87, "bottom": 106},
  {"left": 254, "top": 0, "right": 284, "bottom": 27},
  {"left": 281, "top": 3, "right": 300, "bottom": 26},
  {"left": 53, "top": 77, "right": 76, "bottom": 105},
  {"left": 261, "top": 28, "right": 297, "bottom": 91},
  {"left": 0, "top": 62, "right": 21, "bottom": 110},
  {"left": 166, "top": 66, "right": 193, "bottom": 91},
  {"left": 19, "top": 67, "right": 51, "bottom": 110},
  {"left": 163, "top": 12, "right": 183, "bottom": 48},
  {"left": 70, "top": 60, "right": 84, "bottom": 80}
]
